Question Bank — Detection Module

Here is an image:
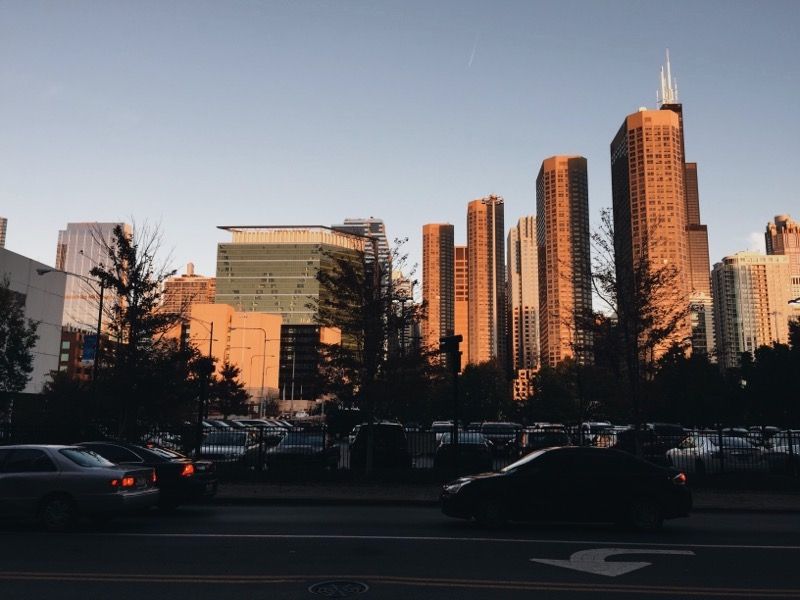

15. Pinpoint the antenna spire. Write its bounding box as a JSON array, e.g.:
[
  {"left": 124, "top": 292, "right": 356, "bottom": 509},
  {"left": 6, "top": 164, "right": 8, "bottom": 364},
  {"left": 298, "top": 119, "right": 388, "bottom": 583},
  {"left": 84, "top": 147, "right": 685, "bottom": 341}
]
[{"left": 658, "top": 48, "right": 679, "bottom": 106}]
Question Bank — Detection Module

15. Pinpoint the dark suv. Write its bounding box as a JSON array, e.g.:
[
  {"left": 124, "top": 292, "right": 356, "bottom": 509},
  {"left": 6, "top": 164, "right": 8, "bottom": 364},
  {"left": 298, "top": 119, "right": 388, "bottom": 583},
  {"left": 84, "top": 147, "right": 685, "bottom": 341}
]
[{"left": 349, "top": 422, "right": 412, "bottom": 471}]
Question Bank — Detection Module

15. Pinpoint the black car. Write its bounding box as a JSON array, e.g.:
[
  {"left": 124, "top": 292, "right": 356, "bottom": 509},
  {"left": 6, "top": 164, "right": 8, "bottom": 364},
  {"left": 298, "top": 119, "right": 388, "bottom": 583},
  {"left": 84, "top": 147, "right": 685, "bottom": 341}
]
[
  {"left": 479, "top": 422, "right": 521, "bottom": 456},
  {"left": 79, "top": 441, "right": 217, "bottom": 509},
  {"left": 520, "top": 427, "right": 571, "bottom": 452},
  {"left": 441, "top": 446, "right": 691, "bottom": 531},
  {"left": 434, "top": 432, "right": 493, "bottom": 477},
  {"left": 349, "top": 422, "right": 412, "bottom": 470},
  {"left": 265, "top": 431, "right": 339, "bottom": 473}
]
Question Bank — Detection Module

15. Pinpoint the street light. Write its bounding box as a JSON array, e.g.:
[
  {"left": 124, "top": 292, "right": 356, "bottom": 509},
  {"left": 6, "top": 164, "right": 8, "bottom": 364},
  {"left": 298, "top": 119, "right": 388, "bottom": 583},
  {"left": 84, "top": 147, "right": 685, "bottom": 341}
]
[
  {"left": 249, "top": 354, "right": 277, "bottom": 416},
  {"left": 181, "top": 315, "right": 218, "bottom": 454},
  {"left": 37, "top": 267, "right": 106, "bottom": 382},
  {"left": 231, "top": 326, "right": 277, "bottom": 405}
]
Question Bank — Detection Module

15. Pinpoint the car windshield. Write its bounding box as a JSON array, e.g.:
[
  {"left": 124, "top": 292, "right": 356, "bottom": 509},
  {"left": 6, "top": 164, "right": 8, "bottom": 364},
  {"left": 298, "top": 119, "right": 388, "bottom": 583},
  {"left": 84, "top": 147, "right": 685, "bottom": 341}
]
[
  {"left": 59, "top": 448, "right": 116, "bottom": 468},
  {"left": 281, "top": 432, "right": 324, "bottom": 446},
  {"left": 501, "top": 449, "right": 549, "bottom": 472},
  {"left": 439, "top": 432, "right": 486, "bottom": 445},
  {"left": 204, "top": 432, "right": 247, "bottom": 445}
]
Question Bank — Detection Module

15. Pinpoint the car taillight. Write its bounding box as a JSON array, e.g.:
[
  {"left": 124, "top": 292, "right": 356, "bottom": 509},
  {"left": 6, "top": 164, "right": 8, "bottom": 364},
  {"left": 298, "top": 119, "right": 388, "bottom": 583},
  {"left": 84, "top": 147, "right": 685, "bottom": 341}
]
[
  {"left": 151, "top": 470, "right": 158, "bottom": 484},
  {"left": 181, "top": 464, "right": 195, "bottom": 477},
  {"left": 121, "top": 476, "right": 135, "bottom": 488},
  {"left": 672, "top": 472, "right": 687, "bottom": 486}
]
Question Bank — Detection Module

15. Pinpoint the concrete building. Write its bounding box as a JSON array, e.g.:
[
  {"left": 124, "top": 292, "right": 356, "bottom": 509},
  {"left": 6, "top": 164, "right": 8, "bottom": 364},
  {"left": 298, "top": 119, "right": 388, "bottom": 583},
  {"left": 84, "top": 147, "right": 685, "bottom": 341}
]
[
  {"left": 712, "top": 252, "right": 791, "bottom": 370},
  {"left": 467, "top": 195, "right": 506, "bottom": 366},
  {"left": 454, "top": 245, "right": 469, "bottom": 367},
  {"left": 392, "top": 270, "right": 420, "bottom": 356},
  {"left": 161, "top": 263, "right": 216, "bottom": 315},
  {"left": 0, "top": 217, "right": 7, "bottom": 249},
  {"left": 55, "top": 222, "right": 131, "bottom": 332},
  {"left": 422, "top": 223, "right": 454, "bottom": 351},
  {"left": 610, "top": 108, "right": 691, "bottom": 358},
  {"left": 0, "top": 248, "right": 66, "bottom": 393},
  {"left": 766, "top": 215, "right": 800, "bottom": 316},
  {"left": 536, "top": 157, "right": 592, "bottom": 367},
  {"left": 507, "top": 215, "right": 539, "bottom": 372}
]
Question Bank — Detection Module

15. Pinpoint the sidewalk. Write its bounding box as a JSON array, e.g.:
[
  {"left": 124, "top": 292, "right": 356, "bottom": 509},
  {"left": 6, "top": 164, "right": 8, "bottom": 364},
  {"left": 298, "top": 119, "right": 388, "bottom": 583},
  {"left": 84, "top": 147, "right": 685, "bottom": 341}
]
[{"left": 215, "top": 482, "right": 800, "bottom": 512}]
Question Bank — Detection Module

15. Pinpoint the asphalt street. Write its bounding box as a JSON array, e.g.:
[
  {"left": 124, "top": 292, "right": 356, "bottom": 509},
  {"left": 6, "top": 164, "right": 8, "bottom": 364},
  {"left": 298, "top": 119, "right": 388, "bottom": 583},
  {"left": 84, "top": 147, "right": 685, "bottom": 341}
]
[{"left": 1, "top": 504, "right": 799, "bottom": 599}]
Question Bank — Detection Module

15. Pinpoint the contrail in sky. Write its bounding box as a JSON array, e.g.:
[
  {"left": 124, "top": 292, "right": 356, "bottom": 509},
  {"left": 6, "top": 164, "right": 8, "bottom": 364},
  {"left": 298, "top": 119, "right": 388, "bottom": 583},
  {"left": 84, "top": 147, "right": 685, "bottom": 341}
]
[{"left": 467, "top": 33, "right": 479, "bottom": 69}]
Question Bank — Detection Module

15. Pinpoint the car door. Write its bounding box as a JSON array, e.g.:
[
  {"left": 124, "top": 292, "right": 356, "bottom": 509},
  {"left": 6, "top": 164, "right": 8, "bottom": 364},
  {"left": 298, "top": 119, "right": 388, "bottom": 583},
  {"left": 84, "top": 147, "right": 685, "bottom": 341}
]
[
  {"left": 506, "top": 450, "right": 577, "bottom": 520},
  {"left": 0, "top": 449, "right": 60, "bottom": 516},
  {"left": 567, "top": 450, "right": 640, "bottom": 522}
]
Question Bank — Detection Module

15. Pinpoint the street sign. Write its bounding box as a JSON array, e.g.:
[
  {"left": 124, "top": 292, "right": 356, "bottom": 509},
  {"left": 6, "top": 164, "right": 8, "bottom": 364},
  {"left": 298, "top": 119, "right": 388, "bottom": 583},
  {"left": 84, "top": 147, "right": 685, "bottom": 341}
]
[
  {"left": 531, "top": 548, "right": 695, "bottom": 577},
  {"left": 81, "top": 334, "right": 98, "bottom": 365}
]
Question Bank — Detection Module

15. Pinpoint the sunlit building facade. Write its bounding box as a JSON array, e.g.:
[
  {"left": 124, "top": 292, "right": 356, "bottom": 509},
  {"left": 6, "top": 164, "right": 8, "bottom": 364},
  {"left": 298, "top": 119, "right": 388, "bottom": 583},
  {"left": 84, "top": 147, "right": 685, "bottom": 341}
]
[
  {"left": 507, "top": 215, "right": 539, "bottom": 371},
  {"left": 161, "top": 263, "right": 216, "bottom": 315},
  {"left": 454, "top": 245, "right": 469, "bottom": 367},
  {"left": 422, "top": 223, "right": 454, "bottom": 351},
  {"left": 766, "top": 214, "right": 800, "bottom": 317}
]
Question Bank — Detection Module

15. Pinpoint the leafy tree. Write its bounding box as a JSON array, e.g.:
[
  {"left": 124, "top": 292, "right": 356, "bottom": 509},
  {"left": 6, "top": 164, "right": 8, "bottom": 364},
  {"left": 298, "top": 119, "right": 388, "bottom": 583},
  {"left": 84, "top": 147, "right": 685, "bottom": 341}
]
[
  {"left": 209, "top": 362, "right": 250, "bottom": 418},
  {"left": 457, "top": 361, "right": 512, "bottom": 423},
  {"left": 0, "top": 276, "right": 39, "bottom": 394}
]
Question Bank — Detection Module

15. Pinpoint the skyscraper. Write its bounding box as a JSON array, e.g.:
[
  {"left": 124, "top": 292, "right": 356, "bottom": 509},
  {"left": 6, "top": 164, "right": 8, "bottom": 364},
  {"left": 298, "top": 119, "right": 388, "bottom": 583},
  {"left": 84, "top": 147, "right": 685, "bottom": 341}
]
[
  {"left": 610, "top": 107, "right": 691, "bottom": 358},
  {"left": 657, "top": 51, "right": 714, "bottom": 356},
  {"left": 0, "top": 217, "right": 7, "bottom": 249},
  {"left": 55, "top": 222, "right": 131, "bottom": 332},
  {"left": 536, "top": 157, "right": 592, "bottom": 367},
  {"left": 467, "top": 195, "right": 506, "bottom": 366},
  {"left": 422, "top": 223, "right": 454, "bottom": 350},
  {"left": 161, "top": 263, "right": 216, "bottom": 315},
  {"left": 507, "top": 215, "right": 539, "bottom": 371},
  {"left": 454, "top": 245, "right": 470, "bottom": 367},
  {"left": 332, "top": 217, "right": 391, "bottom": 290},
  {"left": 766, "top": 214, "right": 800, "bottom": 309},
  {"left": 712, "top": 252, "right": 791, "bottom": 369}
]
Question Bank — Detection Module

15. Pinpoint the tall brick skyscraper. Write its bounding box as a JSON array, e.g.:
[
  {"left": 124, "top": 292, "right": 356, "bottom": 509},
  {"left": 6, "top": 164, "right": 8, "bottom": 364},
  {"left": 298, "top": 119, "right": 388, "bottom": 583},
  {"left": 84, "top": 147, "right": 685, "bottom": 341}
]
[
  {"left": 765, "top": 214, "right": 800, "bottom": 312},
  {"left": 657, "top": 51, "right": 714, "bottom": 356},
  {"left": 610, "top": 107, "right": 691, "bottom": 357},
  {"left": 536, "top": 157, "right": 592, "bottom": 367},
  {"left": 422, "top": 223, "right": 454, "bottom": 351},
  {"left": 467, "top": 195, "right": 506, "bottom": 366}
]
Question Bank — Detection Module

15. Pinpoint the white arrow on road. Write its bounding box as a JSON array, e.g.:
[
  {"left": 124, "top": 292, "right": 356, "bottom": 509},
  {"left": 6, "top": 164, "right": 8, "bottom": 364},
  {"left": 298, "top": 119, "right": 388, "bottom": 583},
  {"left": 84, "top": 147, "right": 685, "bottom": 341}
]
[{"left": 531, "top": 548, "right": 695, "bottom": 577}]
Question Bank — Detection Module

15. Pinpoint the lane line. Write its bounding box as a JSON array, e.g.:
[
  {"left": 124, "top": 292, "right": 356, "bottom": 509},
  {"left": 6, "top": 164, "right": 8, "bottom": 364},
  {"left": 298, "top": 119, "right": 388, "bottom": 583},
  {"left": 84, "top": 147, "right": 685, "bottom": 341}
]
[
  {"left": 79, "top": 532, "right": 800, "bottom": 551},
  {"left": 0, "top": 571, "right": 798, "bottom": 597}
]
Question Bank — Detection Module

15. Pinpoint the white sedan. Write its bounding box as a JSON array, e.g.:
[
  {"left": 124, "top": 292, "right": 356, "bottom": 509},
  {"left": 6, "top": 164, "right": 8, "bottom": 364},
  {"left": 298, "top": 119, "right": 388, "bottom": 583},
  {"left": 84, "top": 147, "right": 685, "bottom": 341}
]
[
  {"left": 666, "top": 435, "right": 768, "bottom": 475},
  {"left": 0, "top": 444, "right": 159, "bottom": 530}
]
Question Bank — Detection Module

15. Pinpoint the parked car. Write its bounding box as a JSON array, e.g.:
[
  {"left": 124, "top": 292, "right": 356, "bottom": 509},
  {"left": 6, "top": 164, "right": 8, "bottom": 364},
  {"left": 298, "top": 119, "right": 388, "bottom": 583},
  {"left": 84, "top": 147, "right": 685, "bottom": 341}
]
[
  {"left": 431, "top": 421, "right": 455, "bottom": 442},
  {"left": 614, "top": 424, "right": 687, "bottom": 465},
  {"left": 520, "top": 427, "right": 571, "bottom": 452},
  {"left": 79, "top": 441, "right": 217, "bottom": 509},
  {"left": 574, "top": 421, "right": 613, "bottom": 445},
  {"left": 349, "top": 422, "right": 411, "bottom": 470},
  {"left": 441, "top": 446, "right": 691, "bottom": 531},
  {"left": 479, "top": 422, "right": 521, "bottom": 456},
  {"left": 434, "top": 432, "right": 493, "bottom": 476},
  {"left": 199, "top": 430, "right": 261, "bottom": 466},
  {"left": 265, "top": 431, "right": 339, "bottom": 472},
  {"left": 0, "top": 445, "right": 159, "bottom": 530},
  {"left": 666, "top": 434, "right": 768, "bottom": 475}
]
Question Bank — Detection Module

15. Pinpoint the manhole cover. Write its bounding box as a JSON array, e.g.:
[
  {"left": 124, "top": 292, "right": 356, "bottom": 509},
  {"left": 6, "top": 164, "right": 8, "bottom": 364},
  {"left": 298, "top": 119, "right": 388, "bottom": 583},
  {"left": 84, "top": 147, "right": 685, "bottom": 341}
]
[{"left": 308, "top": 580, "right": 369, "bottom": 597}]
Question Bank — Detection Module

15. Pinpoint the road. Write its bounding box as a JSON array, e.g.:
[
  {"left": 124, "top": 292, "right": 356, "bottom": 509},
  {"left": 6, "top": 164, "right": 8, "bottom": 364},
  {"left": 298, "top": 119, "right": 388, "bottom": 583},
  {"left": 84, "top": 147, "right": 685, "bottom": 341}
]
[{"left": 1, "top": 504, "right": 799, "bottom": 599}]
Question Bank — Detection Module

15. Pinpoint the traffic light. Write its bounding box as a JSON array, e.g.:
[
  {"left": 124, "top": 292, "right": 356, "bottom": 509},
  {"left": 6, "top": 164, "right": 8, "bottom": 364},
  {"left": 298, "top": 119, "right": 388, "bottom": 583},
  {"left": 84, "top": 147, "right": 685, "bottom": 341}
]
[{"left": 439, "top": 335, "right": 462, "bottom": 373}]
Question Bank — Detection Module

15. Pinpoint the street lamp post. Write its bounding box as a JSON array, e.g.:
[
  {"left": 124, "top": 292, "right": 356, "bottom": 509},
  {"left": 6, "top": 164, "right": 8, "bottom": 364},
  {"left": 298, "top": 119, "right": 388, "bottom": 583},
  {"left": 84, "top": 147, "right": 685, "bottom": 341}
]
[
  {"left": 182, "top": 316, "right": 217, "bottom": 455},
  {"left": 231, "top": 326, "right": 276, "bottom": 410},
  {"left": 249, "top": 354, "right": 277, "bottom": 416},
  {"left": 37, "top": 267, "right": 106, "bottom": 383}
]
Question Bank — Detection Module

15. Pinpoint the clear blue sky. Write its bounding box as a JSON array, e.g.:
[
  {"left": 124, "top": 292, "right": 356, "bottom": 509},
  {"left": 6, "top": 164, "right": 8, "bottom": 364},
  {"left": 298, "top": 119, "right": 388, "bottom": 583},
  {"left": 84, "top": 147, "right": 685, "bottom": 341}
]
[{"left": 2, "top": 0, "right": 798, "bottom": 280}]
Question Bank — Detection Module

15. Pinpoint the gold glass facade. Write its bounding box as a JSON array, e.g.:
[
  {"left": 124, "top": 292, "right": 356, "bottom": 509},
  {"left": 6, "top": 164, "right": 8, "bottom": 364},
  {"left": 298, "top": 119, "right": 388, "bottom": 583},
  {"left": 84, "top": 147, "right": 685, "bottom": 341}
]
[{"left": 422, "top": 223, "right": 454, "bottom": 351}]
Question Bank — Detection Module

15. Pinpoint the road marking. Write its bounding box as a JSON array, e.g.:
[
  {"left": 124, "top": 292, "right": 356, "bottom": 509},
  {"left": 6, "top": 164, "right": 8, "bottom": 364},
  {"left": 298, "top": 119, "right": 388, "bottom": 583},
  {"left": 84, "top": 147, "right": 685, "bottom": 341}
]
[
  {"left": 531, "top": 548, "right": 695, "bottom": 577},
  {"left": 89, "top": 532, "right": 800, "bottom": 551},
  {"left": 0, "top": 571, "right": 798, "bottom": 597}
]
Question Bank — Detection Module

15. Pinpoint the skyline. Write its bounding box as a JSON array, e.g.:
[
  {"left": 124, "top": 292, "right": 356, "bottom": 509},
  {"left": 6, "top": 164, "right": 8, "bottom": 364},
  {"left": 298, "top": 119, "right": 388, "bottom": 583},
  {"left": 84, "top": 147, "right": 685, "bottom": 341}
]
[{"left": 2, "top": 1, "right": 798, "bottom": 277}]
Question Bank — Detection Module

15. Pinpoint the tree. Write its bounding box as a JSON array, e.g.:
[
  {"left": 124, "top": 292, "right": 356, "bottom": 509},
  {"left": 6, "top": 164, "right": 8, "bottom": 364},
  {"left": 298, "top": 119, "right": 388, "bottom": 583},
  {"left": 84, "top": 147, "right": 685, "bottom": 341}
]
[
  {"left": 88, "top": 223, "right": 187, "bottom": 438},
  {"left": 0, "top": 276, "right": 39, "bottom": 394},
  {"left": 590, "top": 208, "right": 690, "bottom": 429},
  {"left": 209, "top": 362, "right": 250, "bottom": 418},
  {"left": 457, "top": 361, "right": 512, "bottom": 423}
]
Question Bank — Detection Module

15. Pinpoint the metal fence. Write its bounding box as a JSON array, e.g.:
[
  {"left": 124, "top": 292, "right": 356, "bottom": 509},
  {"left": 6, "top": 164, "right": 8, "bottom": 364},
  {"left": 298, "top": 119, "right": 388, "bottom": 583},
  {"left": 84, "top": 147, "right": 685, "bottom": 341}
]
[{"left": 2, "top": 422, "right": 798, "bottom": 485}]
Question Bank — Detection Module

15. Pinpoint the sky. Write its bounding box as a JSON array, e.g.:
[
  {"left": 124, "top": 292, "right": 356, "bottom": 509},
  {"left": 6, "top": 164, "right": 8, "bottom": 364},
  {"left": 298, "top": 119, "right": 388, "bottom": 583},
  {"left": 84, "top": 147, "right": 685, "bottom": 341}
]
[{"left": 1, "top": 0, "right": 798, "bottom": 283}]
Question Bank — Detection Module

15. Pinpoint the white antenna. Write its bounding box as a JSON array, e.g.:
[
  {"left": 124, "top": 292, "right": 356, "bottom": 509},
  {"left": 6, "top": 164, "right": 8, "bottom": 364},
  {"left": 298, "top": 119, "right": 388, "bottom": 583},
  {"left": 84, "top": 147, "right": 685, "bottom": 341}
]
[{"left": 657, "top": 48, "right": 679, "bottom": 106}]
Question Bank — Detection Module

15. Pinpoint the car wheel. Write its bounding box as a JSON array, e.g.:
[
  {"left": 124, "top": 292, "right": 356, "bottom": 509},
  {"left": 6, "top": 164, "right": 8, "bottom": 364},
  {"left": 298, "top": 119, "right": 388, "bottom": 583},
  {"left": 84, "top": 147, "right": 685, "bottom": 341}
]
[
  {"left": 475, "top": 501, "right": 507, "bottom": 528},
  {"left": 39, "top": 494, "right": 78, "bottom": 532},
  {"left": 628, "top": 498, "right": 663, "bottom": 532}
]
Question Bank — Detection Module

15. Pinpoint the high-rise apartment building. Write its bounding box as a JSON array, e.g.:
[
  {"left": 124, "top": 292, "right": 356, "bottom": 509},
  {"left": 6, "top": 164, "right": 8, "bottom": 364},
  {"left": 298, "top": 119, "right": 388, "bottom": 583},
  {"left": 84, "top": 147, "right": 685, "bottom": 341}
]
[
  {"left": 454, "top": 245, "right": 469, "bottom": 367},
  {"left": 610, "top": 107, "right": 691, "bottom": 358},
  {"left": 712, "top": 252, "right": 791, "bottom": 369},
  {"left": 536, "top": 157, "right": 592, "bottom": 367},
  {"left": 0, "top": 217, "right": 7, "bottom": 249},
  {"left": 507, "top": 216, "right": 539, "bottom": 371},
  {"left": 215, "top": 226, "right": 366, "bottom": 324},
  {"left": 657, "top": 52, "right": 713, "bottom": 355},
  {"left": 55, "top": 222, "right": 131, "bottom": 332},
  {"left": 766, "top": 215, "right": 800, "bottom": 309},
  {"left": 392, "top": 270, "right": 420, "bottom": 356},
  {"left": 467, "top": 196, "right": 506, "bottom": 366},
  {"left": 422, "top": 224, "right": 454, "bottom": 351},
  {"left": 161, "top": 263, "right": 216, "bottom": 315}
]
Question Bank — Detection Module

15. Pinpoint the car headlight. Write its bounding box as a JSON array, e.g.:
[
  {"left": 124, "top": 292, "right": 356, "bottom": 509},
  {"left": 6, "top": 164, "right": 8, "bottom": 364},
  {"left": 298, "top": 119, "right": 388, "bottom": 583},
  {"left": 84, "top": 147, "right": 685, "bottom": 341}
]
[{"left": 443, "top": 480, "right": 470, "bottom": 494}]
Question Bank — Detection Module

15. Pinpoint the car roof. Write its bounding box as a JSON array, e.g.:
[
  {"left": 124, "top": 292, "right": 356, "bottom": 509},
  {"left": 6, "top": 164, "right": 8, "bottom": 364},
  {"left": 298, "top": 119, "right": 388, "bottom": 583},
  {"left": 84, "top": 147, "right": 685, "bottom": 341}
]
[{"left": 0, "top": 444, "right": 78, "bottom": 450}]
